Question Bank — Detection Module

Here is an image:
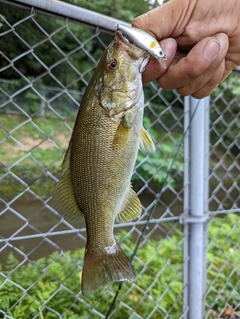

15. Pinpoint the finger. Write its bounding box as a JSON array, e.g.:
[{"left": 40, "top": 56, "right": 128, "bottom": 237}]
[
  {"left": 132, "top": 0, "right": 189, "bottom": 39},
  {"left": 181, "top": 59, "right": 226, "bottom": 98},
  {"left": 142, "top": 38, "right": 177, "bottom": 83},
  {"left": 157, "top": 33, "right": 228, "bottom": 91},
  {"left": 177, "top": 33, "right": 228, "bottom": 97}
]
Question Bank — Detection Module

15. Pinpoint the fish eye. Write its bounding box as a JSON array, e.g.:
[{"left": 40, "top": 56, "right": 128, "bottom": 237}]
[{"left": 107, "top": 59, "right": 118, "bottom": 71}]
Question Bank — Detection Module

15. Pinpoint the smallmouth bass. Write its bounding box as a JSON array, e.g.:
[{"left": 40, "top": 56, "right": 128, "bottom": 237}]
[{"left": 53, "top": 31, "right": 155, "bottom": 297}]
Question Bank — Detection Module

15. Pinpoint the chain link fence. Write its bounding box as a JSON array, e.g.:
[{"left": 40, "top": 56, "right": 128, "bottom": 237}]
[
  {"left": 0, "top": 1, "right": 239, "bottom": 318},
  {"left": 206, "top": 73, "right": 240, "bottom": 318}
]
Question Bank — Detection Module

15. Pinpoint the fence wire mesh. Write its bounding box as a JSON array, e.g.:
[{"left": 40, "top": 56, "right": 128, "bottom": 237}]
[
  {"left": 206, "top": 74, "right": 240, "bottom": 319},
  {"left": 0, "top": 1, "right": 239, "bottom": 319}
]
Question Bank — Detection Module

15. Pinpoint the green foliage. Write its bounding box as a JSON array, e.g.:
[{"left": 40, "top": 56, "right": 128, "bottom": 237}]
[
  {"left": 0, "top": 230, "right": 183, "bottom": 318},
  {"left": 134, "top": 144, "right": 183, "bottom": 188},
  {"left": 0, "top": 5, "right": 95, "bottom": 89},
  {"left": 0, "top": 114, "right": 73, "bottom": 200},
  {"left": 211, "top": 72, "right": 240, "bottom": 155},
  {"left": 1, "top": 215, "right": 240, "bottom": 318},
  {"left": 0, "top": 79, "right": 42, "bottom": 115},
  {"left": 0, "top": 0, "right": 155, "bottom": 90},
  {"left": 63, "top": 0, "right": 151, "bottom": 22},
  {"left": 132, "top": 122, "right": 184, "bottom": 189},
  {"left": 206, "top": 214, "right": 240, "bottom": 314}
]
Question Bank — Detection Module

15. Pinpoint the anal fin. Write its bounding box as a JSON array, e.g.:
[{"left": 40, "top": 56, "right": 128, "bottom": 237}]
[{"left": 116, "top": 186, "right": 142, "bottom": 223}]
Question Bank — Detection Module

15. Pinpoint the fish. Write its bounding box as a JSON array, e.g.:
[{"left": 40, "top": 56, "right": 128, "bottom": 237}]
[
  {"left": 116, "top": 24, "right": 167, "bottom": 69},
  {"left": 52, "top": 30, "right": 155, "bottom": 297}
]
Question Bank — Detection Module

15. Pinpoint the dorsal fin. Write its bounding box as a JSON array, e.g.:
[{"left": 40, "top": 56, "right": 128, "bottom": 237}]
[
  {"left": 52, "top": 141, "right": 83, "bottom": 220},
  {"left": 61, "top": 139, "right": 72, "bottom": 173}
]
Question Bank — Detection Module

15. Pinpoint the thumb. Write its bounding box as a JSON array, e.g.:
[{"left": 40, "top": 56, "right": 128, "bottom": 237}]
[{"left": 132, "top": 0, "right": 191, "bottom": 39}]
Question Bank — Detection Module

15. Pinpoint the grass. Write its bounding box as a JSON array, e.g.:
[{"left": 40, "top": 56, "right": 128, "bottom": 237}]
[
  {"left": 0, "top": 114, "right": 74, "bottom": 200},
  {"left": 0, "top": 214, "right": 240, "bottom": 318}
]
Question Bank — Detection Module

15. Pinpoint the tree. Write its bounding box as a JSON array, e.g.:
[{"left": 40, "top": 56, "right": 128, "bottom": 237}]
[
  {"left": 0, "top": 0, "right": 155, "bottom": 89},
  {"left": 0, "top": 3, "right": 95, "bottom": 89},
  {"left": 63, "top": 0, "right": 151, "bottom": 22}
]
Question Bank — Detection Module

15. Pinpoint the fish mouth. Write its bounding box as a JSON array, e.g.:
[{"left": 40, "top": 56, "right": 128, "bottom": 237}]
[
  {"left": 115, "top": 31, "right": 150, "bottom": 73},
  {"left": 115, "top": 31, "right": 144, "bottom": 59}
]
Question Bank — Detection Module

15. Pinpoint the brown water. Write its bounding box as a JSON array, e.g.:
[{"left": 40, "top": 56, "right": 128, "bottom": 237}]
[{"left": 0, "top": 185, "right": 239, "bottom": 264}]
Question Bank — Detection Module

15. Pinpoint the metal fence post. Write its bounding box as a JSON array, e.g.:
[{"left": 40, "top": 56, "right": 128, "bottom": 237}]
[{"left": 183, "top": 96, "right": 210, "bottom": 319}]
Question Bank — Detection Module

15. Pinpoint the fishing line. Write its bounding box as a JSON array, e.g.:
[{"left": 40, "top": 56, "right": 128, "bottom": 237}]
[{"left": 105, "top": 99, "right": 200, "bottom": 319}]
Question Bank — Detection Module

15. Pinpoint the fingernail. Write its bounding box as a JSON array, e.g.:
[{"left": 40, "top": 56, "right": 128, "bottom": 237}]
[
  {"left": 163, "top": 38, "right": 177, "bottom": 58},
  {"left": 203, "top": 39, "right": 220, "bottom": 61},
  {"left": 214, "top": 33, "right": 228, "bottom": 54}
]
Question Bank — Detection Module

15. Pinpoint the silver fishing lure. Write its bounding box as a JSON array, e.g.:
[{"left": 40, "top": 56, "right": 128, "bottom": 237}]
[{"left": 116, "top": 24, "right": 167, "bottom": 69}]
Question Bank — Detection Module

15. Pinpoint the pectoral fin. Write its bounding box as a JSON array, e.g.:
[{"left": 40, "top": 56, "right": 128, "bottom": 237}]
[
  {"left": 122, "top": 110, "right": 137, "bottom": 128},
  {"left": 116, "top": 186, "right": 142, "bottom": 223},
  {"left": 139, "top": 127, "right": 155, "bottom": 154},
  {"left": 52, "top": 142, "right": 83, "bottom": 220}
]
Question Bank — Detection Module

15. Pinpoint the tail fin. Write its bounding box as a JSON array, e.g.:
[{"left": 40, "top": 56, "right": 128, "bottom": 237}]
[{"left": 81, "top": 243, "right": 135, "bottom": 297}]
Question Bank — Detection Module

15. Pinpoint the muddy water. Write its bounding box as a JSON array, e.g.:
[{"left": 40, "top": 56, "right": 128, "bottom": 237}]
[{"left": 0, "top": 184, "right": 239, "bottom": 264}]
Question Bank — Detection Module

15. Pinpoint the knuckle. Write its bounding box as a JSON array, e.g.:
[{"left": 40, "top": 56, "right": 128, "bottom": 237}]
[
  {"left": 191, "top": 81, "right": 216, "bottom": 98},
  {"left": 132, "top": 13, "right": 151, "bottom": 30},
  {"left": 177, "top": 85, "right": 192, "bottom": 97},
  {"left": 157, "top": 78, "right": 173, "bottom": 90},
  {"left": 192, "top": 90, "right": 210, "bottom": 99},
  {"left": 186, "top": 63, "right": 204, "bottom": 80}
]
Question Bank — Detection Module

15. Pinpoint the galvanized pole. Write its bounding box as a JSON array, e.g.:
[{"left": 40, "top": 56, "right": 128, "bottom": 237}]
[
  {"left": 12, "top": 0, "right": 129, "bottom": 30},
  {"left": 183, "top": 96, "right": 209, "bottom": 319}
]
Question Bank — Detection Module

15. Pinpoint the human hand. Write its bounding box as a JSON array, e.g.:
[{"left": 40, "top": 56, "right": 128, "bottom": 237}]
[{"left": 133, "top": 0, "right": 240, "bottom": 98}]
